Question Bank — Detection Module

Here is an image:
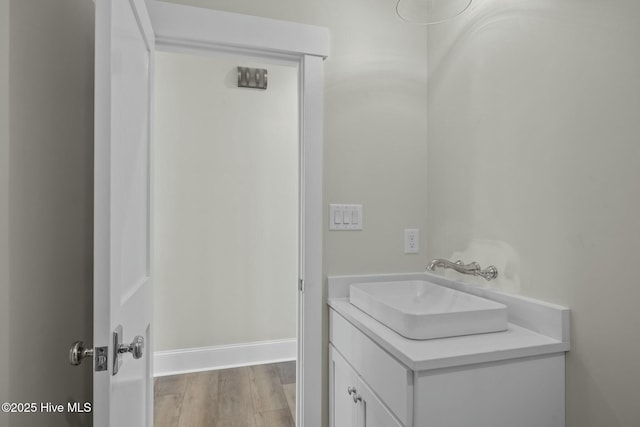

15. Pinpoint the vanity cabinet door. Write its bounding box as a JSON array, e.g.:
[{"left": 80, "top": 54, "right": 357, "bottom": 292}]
[
  {"left": 330, "top": 309, "right": 413, "bottom": 425},
  {"left": 331, "top": 345, "right": 404, "bottom": 427},
  {"left": 330, "top": 347, "right": 360, "bottom": 427},
  {"left": 357, "top": 377, "right": 403, "bottom": 427}
]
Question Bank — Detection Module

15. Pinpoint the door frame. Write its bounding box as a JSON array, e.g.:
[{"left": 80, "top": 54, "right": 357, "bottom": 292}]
[{"left": 146, "top": 2, "right": 328, "bottom": 426}]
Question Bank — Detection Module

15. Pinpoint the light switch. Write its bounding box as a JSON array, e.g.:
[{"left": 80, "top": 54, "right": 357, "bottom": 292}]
[
  {"left": 329, "top": 204, "right": 363, "bottom": 230},
  {"left": 351, "top": 210, "right": 360, "bottom": 225},
  {"left": 334, "top": 209, "right": 343, "bottom": 224},
  {"left": 343, "top": 211, "right": 351, "bottom": 224}
]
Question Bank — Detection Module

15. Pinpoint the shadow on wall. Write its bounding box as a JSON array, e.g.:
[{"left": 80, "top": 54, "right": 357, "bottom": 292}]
[
  {"left": 565, "top": 340, "right": 627, "bottom": 426},
  {"left": 426, "top": 1, "right": 640, "bottom": 426},
  {"left": 8, "top": 0, "right": 95, "bottom": 426},
  {"left": 428, "top": 0, "right": 589, "bottom": 91}
]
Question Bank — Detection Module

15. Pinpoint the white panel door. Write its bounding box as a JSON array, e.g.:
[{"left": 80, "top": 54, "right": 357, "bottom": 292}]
[{"left": 94, "top": 0, "right": 154, "bottom": 426}]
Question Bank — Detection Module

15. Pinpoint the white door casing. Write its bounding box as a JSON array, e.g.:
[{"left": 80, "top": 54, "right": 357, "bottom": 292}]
[
  {"left": 94, "top": 0, "right": 155, "bottom": 426},
  {"left": 147, "top": 2, "right": 328, "bottom": 426}
]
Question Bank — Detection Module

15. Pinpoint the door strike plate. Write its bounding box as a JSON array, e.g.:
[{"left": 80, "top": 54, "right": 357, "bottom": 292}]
[{"left": 95, "top": 347, "right": 108, "bottom": 372}]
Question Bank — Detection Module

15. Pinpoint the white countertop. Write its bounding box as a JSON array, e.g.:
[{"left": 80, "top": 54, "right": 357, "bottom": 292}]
[{"left": 329, "top": 298, "right": 570, "bottom": 372}]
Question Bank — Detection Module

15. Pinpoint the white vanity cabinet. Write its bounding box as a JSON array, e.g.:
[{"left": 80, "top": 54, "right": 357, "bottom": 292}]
[
  {"left": 328, "top": 273, "right": 571, "bottom": 427},
  {"left": 330, "top": 347, "right": 403, "bottom": 427}
]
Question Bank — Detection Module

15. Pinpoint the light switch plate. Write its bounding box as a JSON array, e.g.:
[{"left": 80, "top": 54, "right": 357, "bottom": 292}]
[{"left": 329, "top": 204, "right": 363, "bottom": 230}]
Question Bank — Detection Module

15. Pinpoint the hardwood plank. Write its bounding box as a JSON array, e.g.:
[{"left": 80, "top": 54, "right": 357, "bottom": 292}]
[
  {"left": 177, "top": 371, "right": 218, "bottom": 427},
  {"left": 154, "top": 364, "right": 296, "bottom": 427},
  {"left": 218, "top": 367, "right": 255, "bottom": 421},
  {"left": 155, "top": 374, "right": 188, "bottom": 398},
  {"left": 254, "top": 409, "right": 294, "bottom": 427},
  {"left": 250, "top": 376, "right": 288, "bottom": 412},
  {"left": 154, "top": 393, "right": 183, "bottom": 427},
  {"left": 214, "top": 414, "right": 257, "bottom": 427},
  {"left": 282, "top": 383, "right": 296, "bottom": 423},
  {"left": 277, "top": 361, "right": 296, "bottom": 385},
  {"left": 185, "top": 370, "right": 218, "bottom": 399},
  {"left": 248, "top": 363, "right": 280, "bottom": 381}
]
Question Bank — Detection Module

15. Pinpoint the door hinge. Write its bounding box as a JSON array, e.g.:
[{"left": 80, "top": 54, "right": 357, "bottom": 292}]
[{"left": 299, "top": 278, "right": 305, "bottom": 293}]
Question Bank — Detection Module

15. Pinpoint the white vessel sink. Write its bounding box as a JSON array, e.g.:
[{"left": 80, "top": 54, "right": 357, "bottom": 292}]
[{"left": 349, "top": 280, "right": 508, "bottom": 340}]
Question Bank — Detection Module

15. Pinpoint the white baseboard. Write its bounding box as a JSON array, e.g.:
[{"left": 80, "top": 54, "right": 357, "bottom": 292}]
[{"left": 153, "top": 338, "right": 297, "bottom": 377}]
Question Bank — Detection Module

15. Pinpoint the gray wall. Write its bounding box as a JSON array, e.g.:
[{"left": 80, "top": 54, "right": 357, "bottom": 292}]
[
  {"left": 4, "top": 0, "right": 95, "bottom": 426},
  {"left": 164, "top": 0, "right": 429, "bottom": 277},
  {"left": 0, "top": 0, "right": 10, "bottom": 425},
  {"left": 153, "top": 52, "right": 299, "bottom": 351},
  {"left": 161, "top": 3, "right": 428, "bottom": 425},
  {"left": 426, "top": 0, "right": 640, "bottom": 426}
]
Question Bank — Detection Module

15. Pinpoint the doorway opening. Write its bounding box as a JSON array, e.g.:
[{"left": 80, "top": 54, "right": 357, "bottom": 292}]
[{"left": 151, "top": 49, "right": 300, "bottom": 426}]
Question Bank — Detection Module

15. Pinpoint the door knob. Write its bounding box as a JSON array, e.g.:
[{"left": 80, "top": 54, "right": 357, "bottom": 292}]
[
  {"left": 118, "top": 335, "right": 144, "bottom": 359},
  {"left": 69, "top": 341, "right": 93, "bottom": 366},
  {"left": 113, "top": 326, "right": 144, "bottom": 376}
]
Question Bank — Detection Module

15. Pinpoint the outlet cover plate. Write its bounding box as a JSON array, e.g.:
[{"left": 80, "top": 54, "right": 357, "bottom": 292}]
[{"left": 404, "top": 228, "right": 419, "bottom": 253}]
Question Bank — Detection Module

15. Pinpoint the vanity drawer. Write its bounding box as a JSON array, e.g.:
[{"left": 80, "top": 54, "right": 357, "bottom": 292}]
[{"left": 330, "top": 309, "right": 413, "bottom": 426}]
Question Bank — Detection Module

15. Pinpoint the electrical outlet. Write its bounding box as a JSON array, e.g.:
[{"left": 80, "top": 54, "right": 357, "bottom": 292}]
[{"left": 404, "top": 229, "right": 419, "bottom": 253}]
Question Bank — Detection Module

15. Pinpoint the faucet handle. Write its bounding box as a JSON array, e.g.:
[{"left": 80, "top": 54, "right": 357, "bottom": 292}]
[{"left": 481, "top": 265, "right": 499, "bottom": 280}]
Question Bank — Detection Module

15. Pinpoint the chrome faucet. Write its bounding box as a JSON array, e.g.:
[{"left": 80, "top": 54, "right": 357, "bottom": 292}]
[{"left": 426, "top": 259, "right": 498, "bottom": 281}]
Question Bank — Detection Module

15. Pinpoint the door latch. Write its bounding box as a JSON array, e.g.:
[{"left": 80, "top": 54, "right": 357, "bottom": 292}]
[{"left": 69, "top": 341, "right": 108, "bottom": 372}]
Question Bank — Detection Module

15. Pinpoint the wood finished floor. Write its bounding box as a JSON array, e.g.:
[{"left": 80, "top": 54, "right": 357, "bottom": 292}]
[{"left": 154, "top": 361, "right": 296, "bottom": 427}]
